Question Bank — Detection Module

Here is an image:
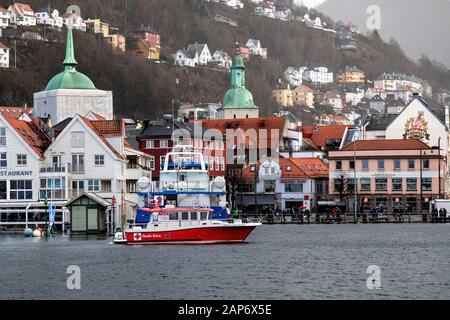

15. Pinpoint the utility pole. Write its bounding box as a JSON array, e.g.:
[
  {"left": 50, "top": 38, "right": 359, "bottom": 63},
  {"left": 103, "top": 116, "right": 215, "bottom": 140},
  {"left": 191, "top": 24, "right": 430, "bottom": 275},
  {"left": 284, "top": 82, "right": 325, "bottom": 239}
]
[
  {"left": 438, "top": 137, "right": 442, "bottom": 199},
  {"left": 353, "top": 132, "right": 358, "bottom": 223},
  {"left": 420, "top": 148, "right": 423, "bottom": 216}
]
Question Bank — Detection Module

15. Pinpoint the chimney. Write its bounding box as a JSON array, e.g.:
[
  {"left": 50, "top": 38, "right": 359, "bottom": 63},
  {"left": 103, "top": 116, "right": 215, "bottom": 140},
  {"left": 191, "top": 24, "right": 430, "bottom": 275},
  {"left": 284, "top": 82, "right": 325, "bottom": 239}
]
[{"left": 445, "top": 105, "right": 449, "bottom": 130}]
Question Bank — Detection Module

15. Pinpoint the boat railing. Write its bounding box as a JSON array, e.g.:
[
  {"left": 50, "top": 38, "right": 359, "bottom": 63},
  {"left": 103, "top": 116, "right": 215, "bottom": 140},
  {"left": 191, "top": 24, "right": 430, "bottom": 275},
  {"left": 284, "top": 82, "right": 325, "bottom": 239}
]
[{"left": 152, "top": 181, "right": 215, "bottom": 192}]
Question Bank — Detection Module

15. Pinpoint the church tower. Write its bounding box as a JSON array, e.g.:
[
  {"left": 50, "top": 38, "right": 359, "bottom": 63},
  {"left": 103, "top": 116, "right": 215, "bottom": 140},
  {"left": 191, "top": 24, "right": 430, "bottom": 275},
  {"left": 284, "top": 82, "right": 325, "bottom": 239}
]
[
  {"left": 33, "top": 27, "right": 113, "bottom": 124},
  {"left": 219, "top": 53, "right": 259, "bottom": 119}
]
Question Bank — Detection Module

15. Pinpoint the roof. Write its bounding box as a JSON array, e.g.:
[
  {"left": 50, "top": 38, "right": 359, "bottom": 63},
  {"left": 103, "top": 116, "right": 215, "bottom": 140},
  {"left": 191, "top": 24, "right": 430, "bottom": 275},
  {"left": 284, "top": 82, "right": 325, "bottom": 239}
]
[
  {"left": 341, "top": 139, "right": 430, "bottom": 152},
  {"left": 340, "top": 66, "right": 364, "bottom": 73},
  {"left": 0, "top": 41, "right": 9, "bottom": 50},
  {"left": 66, "top": 192, "right": 112, "bottom": 207},
  {"left": 79, "top": 116, "right": 125, "bottom": 160},
  {"left": 9, "top": 3, "right": 35, "bottom": 16},
  {"left": 222, "top": 55, "right": 256, "bottom": 109},
  {"left": 187, "top": 43, "right": 208, "bottom": 57},
  {"left": 90, "top": 120, "right": 124, "bottom": 136},
  {"left": 138, "top": 121, "right": 195, "bottom": 139},
  {"left": 0, "top": 7, "right": 7, "bottom": 12},
  {"left": 1, "top": 115, "right": 51, "bottom": 158},
  {"left": 325, "top": 92, "right": 340, "bottom": 99},
  {"left": 199, "top": 117, "right": 285, "bottom": 148},
  {"left": 242, "top": 157, "right": 328, "bottom": 181},
  {"left": 299, "top": 125, "right": 349, "bottom": 148},
  {"left": 294, "top": 85, "right": 315, "bottom": 94},
  {"left": 0, "top": 106, "right": 32, "bottom": 117}
]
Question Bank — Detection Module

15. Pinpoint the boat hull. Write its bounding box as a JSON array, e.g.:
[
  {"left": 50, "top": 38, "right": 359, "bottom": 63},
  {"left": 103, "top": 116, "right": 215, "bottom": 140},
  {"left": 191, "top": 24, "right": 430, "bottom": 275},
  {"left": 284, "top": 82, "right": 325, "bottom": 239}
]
[{"left": 124, "top": 225, "right": 258, "bottom": 245}]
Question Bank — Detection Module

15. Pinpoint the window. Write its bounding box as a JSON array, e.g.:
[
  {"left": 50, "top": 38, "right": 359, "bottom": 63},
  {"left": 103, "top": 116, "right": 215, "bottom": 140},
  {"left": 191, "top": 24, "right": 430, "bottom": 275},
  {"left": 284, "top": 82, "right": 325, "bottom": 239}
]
[
  {"left": 190, "top": 212, "right": 198, "bottom": 221},
  {"left": 72, "top": 154, "right": 85, "bottom": 173},
  {"left": 362, "top": 160, "right": 369, "bottom": 170},
  {"left": 392, "top": 178, "right": 403, "bottom": 192},
  {"left": 149, "top": 156, "right": 155, "bottom": 170},
  {"left": 394, "top": 160, "right": 401, "bottom": 171},
  {"left": 160, "top": 139, "right": 169, "bottom": 148},
  {"left": 264, "top": 181, "right": 276, "bottom": 193},
  {"left": 423, "top": 159, "right": 430, "bottom": 170},
  {"left": 378, "top": 160, "right": 385, "bottom": 170},
  {"left": 336, "top": 161, "right": 342, "bottom": 170},
  {"left": 71, "top": 132, "right": 85, "bottom": 148},
  {"left": 0, "top": 153, "right": 6, "bottom": 168},
  {"left": 94, "top": 155, "right": 105, "bottom": 166},
  {"left": 408, "top": 160, "right": 415, "bottom": 170},
  {"left": 0, "top": 127, "right": 5, "bottom": 146},
  {"left": 334, "top": 178, "right": 343, "bottom": 193},
  {"left": 407, "top": 178, "right": 417, "bottom": 191},
  {"left": 0, "top": 181, "right": 6, "bottom": 200},
  {"left": 40, "top": 178, "right": 65, "bottom": 200},
  {"left": 422, "top": 178, "right": 432, "bottom": 191},
  {"left": 221, "top": 158, "right": 225, "bottom": 171},
  {"left": 215, "top": 157, "right": 220, "bottom": 171},
  {"left": 349, "top": 160, "right": 355, "bottom": 170},
  {"left": 238, "top": 183, "right": 255, "bottom": 193},
  {"left": 72, "top": 180, "right": 85, "bottom": 196},
  {"left": 287, "top": 165, "right": 292, "bottom": 172},
  {"left": 160, "top": 156, "right": 166, "bottom": 167},
  {"left": 360, "top": 178, "right": 371, "bottom": 191},
  {"left": 101, "top": 180, "right": 112, "bottom": 192},
  {"left": 10, "top": 180, "right": 33, "bottom": 200},
  {"left": 88, "top": 180, "right": 100, "bottom": 192},
  {"left": 146, "top": 140, "right": 154, "bottom": 149},
  {"left": 375, "top": 178, "right": 387, "bottom": 191},
  {"left": 285, "top": 183, "right": 303, "bottom": 193}
]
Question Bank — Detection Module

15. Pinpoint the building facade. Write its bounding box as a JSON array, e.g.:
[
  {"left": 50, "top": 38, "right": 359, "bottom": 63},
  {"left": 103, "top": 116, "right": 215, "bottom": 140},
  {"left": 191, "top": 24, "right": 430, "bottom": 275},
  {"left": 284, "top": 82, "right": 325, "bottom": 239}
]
[{"left": 0, "top": 41, "right": 9, "bottom": 68}]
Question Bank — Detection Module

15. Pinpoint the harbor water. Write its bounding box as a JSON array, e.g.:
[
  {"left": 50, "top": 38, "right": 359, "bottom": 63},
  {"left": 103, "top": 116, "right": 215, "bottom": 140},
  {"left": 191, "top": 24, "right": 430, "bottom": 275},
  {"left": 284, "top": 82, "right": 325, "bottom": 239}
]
[{"left": 1, "top": 224, "right": 450, "bottom": 300}]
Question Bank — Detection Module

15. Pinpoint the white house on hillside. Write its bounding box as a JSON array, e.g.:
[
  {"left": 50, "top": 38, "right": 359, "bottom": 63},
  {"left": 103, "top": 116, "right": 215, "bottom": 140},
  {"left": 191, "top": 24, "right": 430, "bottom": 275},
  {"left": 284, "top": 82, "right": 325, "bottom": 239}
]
[
  {"left": 246, "top": 39, "right": 267, "bottom": 58},
  {"left": 302, "top": 66, "right": 333, "bottom": 85},
  {"left": 283, "top": 66, "right": 305, "bottom": 87},
  {"left": 62, "top": 12, "right": 86, "bottom": 31},
  {"left": 0, "top": 7, "right": 10, "bottom": 28},
  {"left": 8, "top": 3, "right": 36, "bottom": 26},
  {"left": 212, "top": 50, "right": 232, "bottom": 69},
  {"left": 0, "top": 41, "right": 9, "bottom": 68},
  {"left": 36, "top": 8, "right": 64, "bottom": 28},
  {"left": 174, "top": 49, "right": 197, "bottom": 68},
  {"left": 186, "top": 43, "right": 211, "bottom": 66}
]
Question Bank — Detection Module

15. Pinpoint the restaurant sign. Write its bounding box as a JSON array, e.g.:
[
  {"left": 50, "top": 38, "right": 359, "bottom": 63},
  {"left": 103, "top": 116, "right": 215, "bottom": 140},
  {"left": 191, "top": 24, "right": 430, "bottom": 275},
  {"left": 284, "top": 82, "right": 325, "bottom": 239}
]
[{"left": 0, "top": 170, "right": 33, "bottom": 177}]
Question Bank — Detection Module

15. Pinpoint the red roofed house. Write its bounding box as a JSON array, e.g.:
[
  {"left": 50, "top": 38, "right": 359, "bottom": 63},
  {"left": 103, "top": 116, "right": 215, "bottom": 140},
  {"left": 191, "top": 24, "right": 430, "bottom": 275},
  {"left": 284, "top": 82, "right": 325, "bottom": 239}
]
[
  {"left": 328, "top": 139, "right": 446, "bottom": 216},
  {"left": 8, "top": 2, "right": 36, "bottom": 26},
  {"left": 239, "top": 157, "right": 329, "bottom": 213}
]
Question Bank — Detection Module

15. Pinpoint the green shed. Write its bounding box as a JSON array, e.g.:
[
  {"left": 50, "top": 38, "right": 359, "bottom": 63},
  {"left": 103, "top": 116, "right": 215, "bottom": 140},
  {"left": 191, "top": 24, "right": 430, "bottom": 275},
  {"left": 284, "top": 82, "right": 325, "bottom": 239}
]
[{"left": 66, "top": 193, "right": 111, "bottom": 234}]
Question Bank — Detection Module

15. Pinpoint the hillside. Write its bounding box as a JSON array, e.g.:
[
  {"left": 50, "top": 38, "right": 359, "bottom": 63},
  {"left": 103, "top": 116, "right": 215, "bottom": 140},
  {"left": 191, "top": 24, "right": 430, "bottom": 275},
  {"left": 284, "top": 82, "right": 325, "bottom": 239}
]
[
  {"left": 1, "top": 0, "right": 450, "bottom": 123},
  {"left": 318, "top": 0, "right": 450, "bottom": 68}
]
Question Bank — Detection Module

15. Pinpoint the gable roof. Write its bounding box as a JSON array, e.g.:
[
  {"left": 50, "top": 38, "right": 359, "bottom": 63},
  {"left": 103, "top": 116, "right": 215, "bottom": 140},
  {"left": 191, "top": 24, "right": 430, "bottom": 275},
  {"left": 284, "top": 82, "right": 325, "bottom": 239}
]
[
  {"left": 0, "top": 114, "right": 51, "bottom": 159},
  {"left": 294, "top": 85, "right": 315, "bottom": 94},
  {"left": 9, "top": 3, "right": 35, "bottom": 16},
  {"left": 138, "top": 121, "right": 195, "bottom": 139},
  {"left": 187, "top": 43, "right": 208, "bottom": 57},
  {"left": 66, "top": 192, "right": 112, "bottom": 207},
  {"left": 299, "top": 125, "right": 350, "bottom": 148},
  {"left": 0, "top": 6, "right": 7, "bottom": 13},
  {"left": 0, "top": 41, "right": 9, "bottom": 50},
  {"left": 341, "top": 139, "right": 430, "bottom": 152},
  {"left": 0, "top": 106, "right": 32, "bottom": 117}
]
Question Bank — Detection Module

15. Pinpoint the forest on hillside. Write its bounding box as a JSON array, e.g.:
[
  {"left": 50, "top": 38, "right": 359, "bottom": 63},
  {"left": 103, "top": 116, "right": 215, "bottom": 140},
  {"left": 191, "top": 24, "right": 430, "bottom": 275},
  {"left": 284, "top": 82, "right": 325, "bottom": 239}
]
[{"left": 0, "top": 0, "right": 449, "bottom": 122}]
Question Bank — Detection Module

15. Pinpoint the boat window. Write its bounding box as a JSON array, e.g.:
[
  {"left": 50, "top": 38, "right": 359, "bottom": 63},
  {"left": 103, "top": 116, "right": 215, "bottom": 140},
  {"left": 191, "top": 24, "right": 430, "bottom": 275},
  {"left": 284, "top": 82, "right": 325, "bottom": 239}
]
[
  {"left": 182, "top": 212, "right": 189, "bottom": 221},
  {"left": 190, "top": 212, "right": 198, "bottom": 220},
  {"left": 169, "top": 213, "right": 178, "bottom": 221},
  {"left": 200, "top": 212, "right": 208, "bottom": 221}
]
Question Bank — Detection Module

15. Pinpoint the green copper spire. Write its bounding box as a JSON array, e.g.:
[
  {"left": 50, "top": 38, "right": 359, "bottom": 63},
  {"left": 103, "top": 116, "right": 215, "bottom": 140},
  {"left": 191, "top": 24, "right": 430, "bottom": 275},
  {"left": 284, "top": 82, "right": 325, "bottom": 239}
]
[
  {"left": 222, "top": 54, "right": 257, "bottom": 109},
  {"left": 45, "top": 27, "right": 96, "bottom": 91},
  {"left": 63, "top": 26, "right": 78, "bottom": 69}
]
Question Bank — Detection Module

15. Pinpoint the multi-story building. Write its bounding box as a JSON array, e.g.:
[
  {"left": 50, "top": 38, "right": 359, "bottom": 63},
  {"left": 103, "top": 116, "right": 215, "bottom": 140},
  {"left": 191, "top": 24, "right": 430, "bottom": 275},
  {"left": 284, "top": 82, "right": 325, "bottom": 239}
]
[
  {"left": 293, "top": 85, "right": 315, "bottom": 108},
  {"left": 302, "top": 66, "right": 333, "bottom": 85},
  {"left": 85, "top": 18, "right": 110, "bottom": 37},
  {"left": 329, "top": 139, "right": 447, "bottom": 214},
  {"left": 283, "top": 66, "right": 305, "bottom": 87},
  {"left": 8, "top": 3, "right": 36, "bottom": 26},
  {"left": 186, "top": 43, "right": 212, "bottom": 66},
  {"left": 374, "top": 73, "right": 431, "bottom": 97},
  {"left": 337, "top": 66, "right": 365, "bottom": 86},
  {"left": 62, "top": 12, "right": 86, "bottom": 31},
  {"left": 132, "top": 26, "right": 160, "bottom": 60},
  {"left": 272, "top": 84, "right": 293, "bottom": 108},
  {"left": 0, "top": 41, "right": 9, "bottom": 68},
  {"left": 212, "top": 50, "right": 232, "bottom": 69},
  {"left": 35, "top": 7, "right": 63, "bottom": 28},
  {"left": 0, "top": 6, "right": 10, "bottom": 28},
  {"left": 325, "top": 92, "right": 343, "bottom": 111},
  {"left": 239, "top": 157, "right": 329, "bottom": 212}
]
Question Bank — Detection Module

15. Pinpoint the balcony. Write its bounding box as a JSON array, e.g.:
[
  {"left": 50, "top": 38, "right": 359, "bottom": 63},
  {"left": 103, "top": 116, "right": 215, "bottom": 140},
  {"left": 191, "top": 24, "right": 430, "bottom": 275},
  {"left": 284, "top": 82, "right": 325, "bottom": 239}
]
[
  {"left": 148, "top": 180, "right": 226, "bottom": 194},
  {"left": 125, "top": 163, "right": 152, "bottom": 181},
  {"left": 40, "top": 164, "right": 68, "bottom": 174}
]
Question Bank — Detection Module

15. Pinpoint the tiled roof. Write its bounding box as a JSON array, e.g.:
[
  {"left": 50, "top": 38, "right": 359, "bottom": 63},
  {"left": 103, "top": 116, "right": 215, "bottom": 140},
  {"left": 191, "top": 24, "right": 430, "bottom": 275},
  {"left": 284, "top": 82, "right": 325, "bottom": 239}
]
[
  {"left": 1, "top": 115, "right": 51, "bottom": 158},
  {"left": 0, "top": 106, "right": 32, "bottom": 116},
  {"left": 341, "top": 139, "right": 430, "bottom": 152},
  {"left": 90, "top": 120, "right": 124, "bottom": 136},
  {"left": 0, "top": 41, "right": 9, "bottom": 50},
  {"left": 10, "top": 3, "right": 35, "bottom": 16},
  {"left": 199, "top": 117, "right": 285, "bottom": 148},
  {"left": 294, "top": 85, "right": 315, "bottom": 94},
  {"left": 80, "top": 116, "right": 125, "bottom": 160},
  {"left": 0, "top": 6, "right": 7, "bottom": 12},
  {"left": 299, "top": 125, "right": 349, "bottom": 148}
]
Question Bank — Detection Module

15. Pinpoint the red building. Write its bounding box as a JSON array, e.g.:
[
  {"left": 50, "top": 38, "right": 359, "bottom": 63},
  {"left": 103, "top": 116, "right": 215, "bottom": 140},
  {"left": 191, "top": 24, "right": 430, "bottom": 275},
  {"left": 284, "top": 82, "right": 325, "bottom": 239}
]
[
  {"left": 133, "top": 25, "right": 160, "bottom": 49},
  {"left": 137, "top": 120, "right": 226, "bottom": 180}
]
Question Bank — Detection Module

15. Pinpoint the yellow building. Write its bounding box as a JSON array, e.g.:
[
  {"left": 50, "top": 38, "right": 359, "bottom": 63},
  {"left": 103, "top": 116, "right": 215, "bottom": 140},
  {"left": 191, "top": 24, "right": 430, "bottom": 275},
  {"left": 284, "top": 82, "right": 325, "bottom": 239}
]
[
  {"left": 136, "top": 39, "right": 160, "bottom": 60},
  {"left": 337, "top": 66, "right": 365, "bottom": 85},
  {"left": 272, "top": 85, "right": 293, "bottom": 108},
  {"left": 85, "top": 18, "right": 110, "bottom": 38}
]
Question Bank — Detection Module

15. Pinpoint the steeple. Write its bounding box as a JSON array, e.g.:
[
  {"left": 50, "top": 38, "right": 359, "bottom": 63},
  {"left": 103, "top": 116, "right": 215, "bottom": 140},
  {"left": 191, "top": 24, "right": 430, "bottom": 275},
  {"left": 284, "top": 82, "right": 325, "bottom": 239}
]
[{"left": 63, "top": 26, "right": 78, "bottom": 69}]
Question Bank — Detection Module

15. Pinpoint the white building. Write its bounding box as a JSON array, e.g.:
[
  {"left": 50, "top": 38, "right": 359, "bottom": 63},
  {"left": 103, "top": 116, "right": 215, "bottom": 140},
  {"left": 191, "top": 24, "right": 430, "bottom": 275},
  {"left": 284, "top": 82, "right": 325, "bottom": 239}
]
[
  {"left": 219, "top": 0, "right": 244, "bottom": 9},
  {"left": 246, "top": 39, "right": 267, "bottom": 58},
  {"left": 62, "top": 12, "right": 86, "bottom": 31},
  {"left": 0, "top": 41, "right": 9, "bottom": 68},
  {"left": 186, "top": 43, "right": 211, "bottom": 66},
  {"left": 8, "top": 3, "right": 36, "bottom": 26},
  {"left": 35, "top": 8, "right": 64, "bottom": 28},
  {"left": 34, "top": 28, "right": 113, "bottom": 124},
  {"left": 0, "top": 6, "right": 10, "bottom": 28},
  {"left": 212, "top": 50, "right": 232, "bottom": 69},
  {"left": 325, "top": 92, "right": 343, "bottom": 111},
  {"left": 283, "top": 66, "right": 305, "bottom": 87},
  {"left": 343, "top": 89, "right": 365, "bottom": 106},
  {"left": 302, "top": 66, "right": 333, "bottom": 85},
  {"left": 174, "top": 49, "right": 197, "bottom": 67}
]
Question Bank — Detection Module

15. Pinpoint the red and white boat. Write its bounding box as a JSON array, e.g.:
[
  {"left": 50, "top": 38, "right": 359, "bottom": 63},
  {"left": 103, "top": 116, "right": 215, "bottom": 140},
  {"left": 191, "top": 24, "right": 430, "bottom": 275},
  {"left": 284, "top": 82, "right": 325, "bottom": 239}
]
[{"left": 113, "top": 206, "right": 261, "bottom": 245}]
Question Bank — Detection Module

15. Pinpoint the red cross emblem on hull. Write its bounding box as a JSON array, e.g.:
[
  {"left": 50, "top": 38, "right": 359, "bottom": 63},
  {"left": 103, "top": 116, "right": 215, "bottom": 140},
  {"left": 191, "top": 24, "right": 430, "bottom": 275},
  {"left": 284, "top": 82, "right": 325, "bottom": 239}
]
[{"left": 134, "top": 233, "right": 142, "bottom": 241}]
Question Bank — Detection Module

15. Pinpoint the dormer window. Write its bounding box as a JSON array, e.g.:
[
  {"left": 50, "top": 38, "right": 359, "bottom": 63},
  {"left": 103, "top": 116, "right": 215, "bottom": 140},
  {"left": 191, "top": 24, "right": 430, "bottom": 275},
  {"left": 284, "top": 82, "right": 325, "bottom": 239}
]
[{"left": 287, "top": 165, "right": 292, "bottom": 172}]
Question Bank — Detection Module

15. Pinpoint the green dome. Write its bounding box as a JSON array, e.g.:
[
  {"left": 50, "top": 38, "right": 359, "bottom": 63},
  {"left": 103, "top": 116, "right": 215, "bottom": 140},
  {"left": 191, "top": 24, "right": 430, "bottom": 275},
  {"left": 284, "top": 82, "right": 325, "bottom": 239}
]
[
  {"left": 223, "top": 87, "right": 256, "bottom": 109},
  {"left": 46, "top": 68, "right": 96, "bottom": 91},
  {"left": 45, "top": 27, "right": 96, "bottom": 91}
]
